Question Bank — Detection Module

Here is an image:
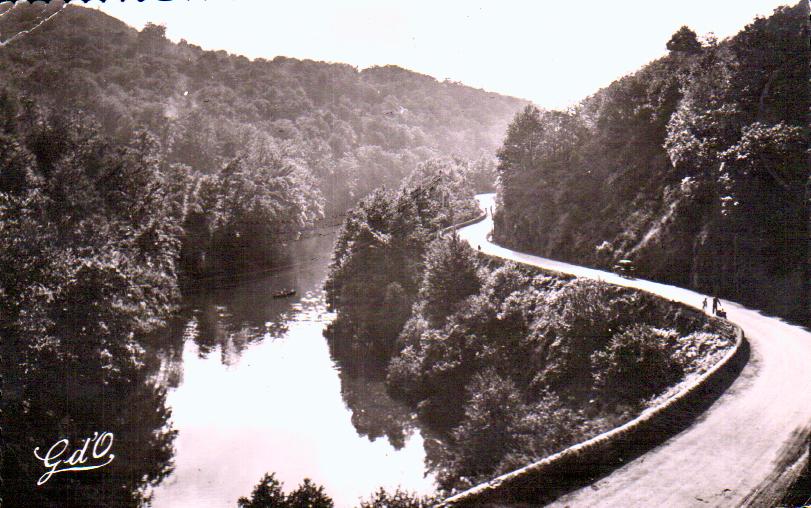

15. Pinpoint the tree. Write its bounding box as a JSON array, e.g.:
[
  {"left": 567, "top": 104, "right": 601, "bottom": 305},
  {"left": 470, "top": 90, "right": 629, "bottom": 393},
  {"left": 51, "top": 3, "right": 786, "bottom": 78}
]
[
  {"left": 0, "top": 95, "right": 179, "bottom": 508},
  {"left": 136, "top": 22, "right": 167, "bottom": 54},
  {"left": 237, "top": 474, "right": 333, "bottom": 508},
  {"left": 237, "top": 473, "right": 288, "bottom": 508},
  {"left": 463, "top": 156, "right": 498, "bottom": 193},
  {"left": 418, "top": 233, "right": 482, "bottom": 327},
  {"left": 324, "top": 162, "right": 482, "bottom": 376},
  {"left": 0, "top": 133, "right": 36, "bottom": 194},
  {"left": 182, "top": 132, "right": 323, "bottom": 275},
  {"left": 449, "top": 370, "right": 526, "bottom": 481},
  {"left": 716, "top": 122, "right": 807, "bottom": 309},
  {"left": 286, "top": 479, "right": 334, "bottom": 508},
  {"left": 666, "top": 26, "right": 702, "bottom": 54}
]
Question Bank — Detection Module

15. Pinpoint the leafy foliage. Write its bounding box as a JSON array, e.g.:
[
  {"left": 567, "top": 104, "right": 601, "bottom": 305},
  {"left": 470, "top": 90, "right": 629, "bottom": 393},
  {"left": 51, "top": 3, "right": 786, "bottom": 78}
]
[
  {"left": 386, "top": 259, "right": 735, "bottom": 491},
  {"left": 495, "top": 3, "right": 810, "bottom": 323},
  {"left": 0, "top": 93, "right": 177, "bottom": 507},
  {"left": 0, "top": 3, "right": 524, "bottom": 219},
  {"left": 180, "top": 132, "right": 323, "bottom": 277},
  {"left": 324, "top": 159, "right": 479, "bottom": 374},
  {"left": 592, "top": 324, "right": 685, "bottom": 401},
  {"left": 358, "top": 487, "right": 437, "bottom": 508},
  {"left": 238, "top": 474, "right": 288, "bottom": 508},
  {"left": 329, "top": 204, "right": 736, "bottom": 493},
  {"left": 238, "top": 474, "right": 436, "bottom": 508},
  {"left": 666, "top": 26, "right": 703, "bottom": 54},
  {"left": 438, "top": 370, "right": 580, "bottom": 490},
  {"left": 237, "top": 474, "right": 333, "bottom": 508},
  {"left": 418, "top": 234, "right": 483, "bottom": 327}
]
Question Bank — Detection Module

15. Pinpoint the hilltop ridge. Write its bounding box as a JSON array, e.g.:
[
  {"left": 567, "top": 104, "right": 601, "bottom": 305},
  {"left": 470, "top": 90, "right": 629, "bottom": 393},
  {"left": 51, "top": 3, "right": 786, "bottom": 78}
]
[{"left": 0, "top": 2, "right": 527, "bottom": 215}]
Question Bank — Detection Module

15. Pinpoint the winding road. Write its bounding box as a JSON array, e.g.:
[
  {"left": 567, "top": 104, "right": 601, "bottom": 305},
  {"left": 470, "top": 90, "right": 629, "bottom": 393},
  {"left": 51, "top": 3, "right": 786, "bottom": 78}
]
[{"left": 455, "top": 194, "right": 811, "bottom": 507}]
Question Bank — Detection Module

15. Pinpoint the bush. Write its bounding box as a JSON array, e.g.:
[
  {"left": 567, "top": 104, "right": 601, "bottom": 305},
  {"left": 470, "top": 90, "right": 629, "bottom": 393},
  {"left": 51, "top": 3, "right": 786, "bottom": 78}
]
[
  {"left": 592, "top": 324, "right": 685, "bottom": 402},
  {"left": 437, "top": 372, "right": 581, "bottom": 491},
  {"left": 445, "top": 370, "right": 528, "bottom": 484}
]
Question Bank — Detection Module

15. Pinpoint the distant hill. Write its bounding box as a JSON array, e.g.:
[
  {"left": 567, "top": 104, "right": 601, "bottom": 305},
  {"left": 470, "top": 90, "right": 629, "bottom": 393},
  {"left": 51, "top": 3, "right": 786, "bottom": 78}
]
[
  {"left": 0, "top": 2, "right": 527, "bottom": 215},
  {"left": 494, "top": 2, "right": 809, "bottom": 323}
]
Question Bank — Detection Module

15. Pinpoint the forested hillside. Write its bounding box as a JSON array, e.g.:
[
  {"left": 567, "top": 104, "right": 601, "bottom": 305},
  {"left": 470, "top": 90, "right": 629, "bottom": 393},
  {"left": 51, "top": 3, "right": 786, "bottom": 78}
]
[
  {"left": 0, "top": 4, "right": 524, "bottom": 504},
  {"left": 0, "top": 1, "right": 523, "bottom": 218},
  {"left": 495, "top": 3, "right": 810, "bottom": 323}
]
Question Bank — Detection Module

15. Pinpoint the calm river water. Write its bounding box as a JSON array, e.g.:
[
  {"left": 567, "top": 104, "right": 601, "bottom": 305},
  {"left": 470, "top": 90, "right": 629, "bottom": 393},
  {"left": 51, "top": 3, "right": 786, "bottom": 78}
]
[{"left": 148, "top": 231, "right": 436, "bottom": 507}]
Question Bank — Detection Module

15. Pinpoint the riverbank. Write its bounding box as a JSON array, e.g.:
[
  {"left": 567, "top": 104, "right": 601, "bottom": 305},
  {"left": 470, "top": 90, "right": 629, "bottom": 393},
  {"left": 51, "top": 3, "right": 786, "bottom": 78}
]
[{"left": 325, "top": 190, "right": 737, "bottom": 495}]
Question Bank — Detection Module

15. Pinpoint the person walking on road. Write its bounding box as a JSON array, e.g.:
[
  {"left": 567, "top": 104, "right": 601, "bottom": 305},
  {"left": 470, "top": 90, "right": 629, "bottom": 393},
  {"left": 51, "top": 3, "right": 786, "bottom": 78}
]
[
  {"left": 702, "top": 298, "right": 707, "bottom": 313},
  {"left": 712, "top": 296, "right": 720, "bottom": 315}
]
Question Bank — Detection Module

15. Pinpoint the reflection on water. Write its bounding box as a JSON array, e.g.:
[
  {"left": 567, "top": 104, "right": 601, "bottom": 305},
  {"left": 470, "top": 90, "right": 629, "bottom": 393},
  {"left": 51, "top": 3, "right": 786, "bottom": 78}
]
[
  {"left": 338, "top": 376, "right": 417, "bottom": 451},
  {"left": 1, "top": 340, "right": 176, "bottom": 507},
  {"left": 149, "top": 231, "right": 435, "bottom": 508},
  {"left": 1, "top": 231, "right": 436, "bottom": 507}
]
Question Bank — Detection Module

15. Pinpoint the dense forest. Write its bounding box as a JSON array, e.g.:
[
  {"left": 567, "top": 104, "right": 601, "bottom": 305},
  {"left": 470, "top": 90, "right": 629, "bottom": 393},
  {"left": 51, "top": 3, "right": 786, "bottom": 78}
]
[
  {"left": 395, "top": 253, "right": 734, "bottom": 492},
  {"left": 495, "top": 3, "right": 810, "bottom": 324},
  {"left": 0, "top": 2, "right": 523, "bottom": 505},
  {"left": 325, "top": 186, "right": 735, "bottom": 493},
  {"left": 3, "top": 0, "right": 803, "bottom": 505},
  {"left": 0, "top": 1, "right": 521, "bottom": 217},
  {"left": 0, "top": 2, "right": 521, "bottom": 279}
]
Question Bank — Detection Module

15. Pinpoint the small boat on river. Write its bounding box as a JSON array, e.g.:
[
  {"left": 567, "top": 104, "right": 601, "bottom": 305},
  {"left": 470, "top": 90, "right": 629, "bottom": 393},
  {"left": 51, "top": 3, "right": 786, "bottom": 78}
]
[{"left": 273, "top": 288, "right": 296, "bottom": 298}]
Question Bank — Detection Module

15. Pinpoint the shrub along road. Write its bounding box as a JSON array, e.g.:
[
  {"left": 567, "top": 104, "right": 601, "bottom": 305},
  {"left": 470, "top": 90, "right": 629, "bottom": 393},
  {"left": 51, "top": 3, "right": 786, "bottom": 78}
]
[{"left": 456, "top": 193, "right": 811, "bottom": 507}]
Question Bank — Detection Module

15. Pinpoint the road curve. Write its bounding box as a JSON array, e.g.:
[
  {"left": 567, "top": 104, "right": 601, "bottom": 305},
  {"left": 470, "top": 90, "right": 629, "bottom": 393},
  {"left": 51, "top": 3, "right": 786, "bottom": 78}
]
[{"left": 456, "top": 194, "right": 811, "bottom": 507}]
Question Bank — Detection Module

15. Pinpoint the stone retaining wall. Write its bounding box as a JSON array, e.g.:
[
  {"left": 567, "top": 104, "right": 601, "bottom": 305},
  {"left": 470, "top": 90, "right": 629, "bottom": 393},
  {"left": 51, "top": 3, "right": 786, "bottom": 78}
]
[{"left": 442, "top": 211, "right": 487, "bottom": 234}]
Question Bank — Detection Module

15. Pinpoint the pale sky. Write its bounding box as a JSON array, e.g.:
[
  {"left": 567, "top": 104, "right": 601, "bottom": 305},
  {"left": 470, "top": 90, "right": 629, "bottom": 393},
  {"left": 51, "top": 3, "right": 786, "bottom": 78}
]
[{"left": 98, "top": 0, "right": 793, "bottom": 109}]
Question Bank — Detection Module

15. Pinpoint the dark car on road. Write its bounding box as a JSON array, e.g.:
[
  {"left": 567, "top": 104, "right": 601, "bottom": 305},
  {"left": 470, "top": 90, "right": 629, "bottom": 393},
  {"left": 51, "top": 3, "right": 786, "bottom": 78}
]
[{"left": 612, "top": 259, "right": 635, "bottom": 278}]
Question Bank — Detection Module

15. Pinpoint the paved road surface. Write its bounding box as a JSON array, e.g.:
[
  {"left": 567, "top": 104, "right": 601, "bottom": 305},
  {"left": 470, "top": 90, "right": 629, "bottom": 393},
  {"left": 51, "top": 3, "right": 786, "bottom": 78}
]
[{"left": 456, "top": 194, "right": 811, "bottom": 507}]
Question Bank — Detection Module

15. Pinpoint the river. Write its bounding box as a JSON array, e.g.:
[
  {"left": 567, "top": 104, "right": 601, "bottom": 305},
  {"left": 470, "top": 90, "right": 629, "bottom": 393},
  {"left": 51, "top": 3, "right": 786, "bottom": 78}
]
[{"left": 147, "top": 230, "right": 436, "bottom": 507}]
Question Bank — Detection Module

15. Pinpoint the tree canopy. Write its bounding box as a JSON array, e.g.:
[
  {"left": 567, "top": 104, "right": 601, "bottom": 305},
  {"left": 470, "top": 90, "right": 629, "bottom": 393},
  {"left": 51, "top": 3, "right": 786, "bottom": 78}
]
[
  {"left": 0, "top": 3, "right": 524, "bottom": 219},
  {"left": 495, "top": 2, "right": 810, "bottom": 323},
  {"left": 666, "top": 26, "right": 703, "bottom": 54}
]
